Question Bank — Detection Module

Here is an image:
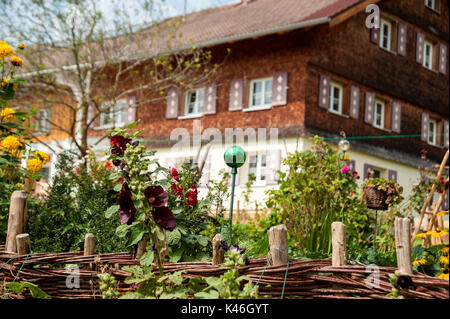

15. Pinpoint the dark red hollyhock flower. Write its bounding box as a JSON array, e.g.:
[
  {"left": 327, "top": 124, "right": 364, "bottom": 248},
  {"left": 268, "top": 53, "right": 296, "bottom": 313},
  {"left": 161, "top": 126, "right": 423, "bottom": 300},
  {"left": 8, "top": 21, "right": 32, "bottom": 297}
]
[
  {"left": 118, "top": 183, "right": 136, "bottom": 225},
  {"left": 185, "top": 185, "right": 198, "bottom": 206},
  {"left": 171, "top": 182, "right": 183, "bottom": 196},
  {"left": 445, "top": 180, "right": 449, "bottom": 190},
  {"left": 113, "top": 159, "right": 122, "bottom": 167},
  {"left": 352, "top": 171, "right": 360, "bottom": 179},
  {"left": 171, "top": 168, "right": 179, "bottom": 181},
  {"left": 110, "top": 135, "right": 132, "bottom": 156},
  {"left": 143, "top": 185, "right": 168, "bottom": 207},
  {"left": 152, "top": 206, "right": 176, "bottom": 231}
]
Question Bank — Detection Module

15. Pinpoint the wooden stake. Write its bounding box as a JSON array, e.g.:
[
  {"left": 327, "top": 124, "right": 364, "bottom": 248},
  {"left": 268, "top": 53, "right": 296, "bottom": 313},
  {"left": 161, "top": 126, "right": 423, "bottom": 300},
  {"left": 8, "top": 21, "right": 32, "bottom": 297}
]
[
  {"left": 16, "top": 233, "right": 30, "bottom": 255},
  {"left": 6, "top": 190, "right": 28, "bottom": 253},
  {"left": 267, "top": 224, "right": 288, "bottom": 266},
  {"left": 331, "top": 222, "right": 346, "bottom": 267},
  {"left": 212, "top": 234, "right": 225, "bottom": 265},
  {"left": 395, "top": 217, "right": 413, "bottom": 275},
  {"left": 135, "top": 234, "right": 149, "bottom": 260},
  {"left": 84, "top": 233, "right": 95, "bottom": 270}
]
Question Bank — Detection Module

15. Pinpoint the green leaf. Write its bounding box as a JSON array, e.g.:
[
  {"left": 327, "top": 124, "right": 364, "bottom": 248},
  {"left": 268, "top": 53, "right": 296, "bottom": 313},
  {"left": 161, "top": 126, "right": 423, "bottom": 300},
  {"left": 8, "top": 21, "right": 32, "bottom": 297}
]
[
  {"left": 105, "top": 205, "right": 119, "bottom": 219},
  {"left": 128, "top": 228, "right": 147, "bottom": 247},
  {"left": 140, "top": 250, "right": 154, "bottom": 267},
  {"left": 113, "top": 184, "right": 123, "bottom": 192},
  {"left": 194, "top": 290, "right": 219, "bottom": 299},
  {"left": 4, "top": 282, "right": 51, "bottom": 299},
  {"left": 166, "top": 229, "right": 181, "bottom": 246},
  {"left": 169, "top": 248, "right": 183, "bottom": 262},
  {"left": 196, "top": 235, "right": 210, "bottom": 247},
  {"left": 156, "top": 228, "right": 165, "bottom": 241}
]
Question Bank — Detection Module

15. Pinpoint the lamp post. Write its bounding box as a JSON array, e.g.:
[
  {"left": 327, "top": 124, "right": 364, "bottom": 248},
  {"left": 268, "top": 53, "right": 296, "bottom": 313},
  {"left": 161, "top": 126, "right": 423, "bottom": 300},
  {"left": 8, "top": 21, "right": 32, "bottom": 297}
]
[{"left": 224, "top": 146, "right": 246, "bottom": 244}]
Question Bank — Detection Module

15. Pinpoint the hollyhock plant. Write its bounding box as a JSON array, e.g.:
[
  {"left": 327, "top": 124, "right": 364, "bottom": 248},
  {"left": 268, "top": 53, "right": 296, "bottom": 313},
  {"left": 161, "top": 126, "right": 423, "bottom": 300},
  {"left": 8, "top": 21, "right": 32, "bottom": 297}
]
[
  {"left": 170, "top": 182, "right": 183, "bottom": 196},
  {"left": 105, "top": 123, "right": 177, "bottom": 276},
  {"left": 340, "top": 166, "right": 350, "bottom": 174},
  {"left": 185, "top": 185, "right": 198, "bottom": 206},
  {"left": 171, "top": 168, "right": 179, "bottom": 181}
]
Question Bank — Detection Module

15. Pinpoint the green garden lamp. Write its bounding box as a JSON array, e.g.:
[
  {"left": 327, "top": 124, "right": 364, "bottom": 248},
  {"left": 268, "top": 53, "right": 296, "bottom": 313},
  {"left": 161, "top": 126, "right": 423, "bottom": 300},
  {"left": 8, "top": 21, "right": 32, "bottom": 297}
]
[{"left": 224, "top": 146, "right": 246, "bottom": 243}]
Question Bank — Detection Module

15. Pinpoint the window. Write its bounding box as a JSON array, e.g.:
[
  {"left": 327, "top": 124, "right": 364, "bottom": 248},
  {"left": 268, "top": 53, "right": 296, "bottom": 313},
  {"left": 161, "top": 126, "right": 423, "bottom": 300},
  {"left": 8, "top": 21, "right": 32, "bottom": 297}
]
[
  {"left": 423, "top": 40, "right": 434, "bottom": 70},
  {"left": 373, "top": 99, "right": 385, "bottom": 129},
  {"left": 249, "top": 78, "right": 272, "bottom": 109},
  {"left": 380, "top": 19, "right": 392, "bottom": 51},
  {"left": 100, "top": 100, "right": 126, "bottom": 128},
  {"left": 372, "top": 169, "right": 381, "bottom": 179},
  {"left": 428, "top": 118, "right": 437, "bottom": 145},
  {"left": 248, "top": 154, "right": 267, "bottom": 185},
  {"left": 185, "top": 88, "right": 204, "bottom": 116},
  {"left": 425, "top": 0, "right": 440, "bottom": 11},
  {"left": 36, "top": 109, "right": 50, "bottom": 134},
  {"left": 329, "top": 82, "right": 343, "bottom": 114}
]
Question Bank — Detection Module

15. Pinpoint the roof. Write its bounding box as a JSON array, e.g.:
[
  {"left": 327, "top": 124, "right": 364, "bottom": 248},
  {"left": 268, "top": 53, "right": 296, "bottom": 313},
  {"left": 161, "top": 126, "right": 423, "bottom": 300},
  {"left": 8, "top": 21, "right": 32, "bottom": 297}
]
[{"left": 22, "top": 0, "right": 367, "bottom": 73}]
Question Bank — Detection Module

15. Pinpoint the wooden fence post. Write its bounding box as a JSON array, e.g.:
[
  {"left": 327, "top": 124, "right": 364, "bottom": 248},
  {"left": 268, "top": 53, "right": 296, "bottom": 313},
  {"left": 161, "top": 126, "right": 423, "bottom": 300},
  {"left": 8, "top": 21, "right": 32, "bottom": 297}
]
[
  {"left": 395, "top": 217, "right": 413, "bottom": 275},
  {"left": 331, "top": 222, "right": 346, "bottom": 267},
  {"left": 84, "top": 233, "right": 95, "bottom": 270},
  {"left": 212, "top": 234, "right": 225, "bottom": 265},
  {"left": 16, "top": 233, "right": 30, "bottom": 255},
  {"left": 267, "top": 224, "right": 288, "bottom": 266},
  {"left": 6, "top": 190, "right": 28, "bottom": 253}
]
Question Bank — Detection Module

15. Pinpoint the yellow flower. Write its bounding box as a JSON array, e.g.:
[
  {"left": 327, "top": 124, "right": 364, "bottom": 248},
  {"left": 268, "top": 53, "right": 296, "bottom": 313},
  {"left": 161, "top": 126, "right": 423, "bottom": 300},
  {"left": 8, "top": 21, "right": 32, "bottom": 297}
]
[
  {"left": 34, "top": 151, "right": 49, "bottom": 164},
  {"left": 27, "top": 158, "right": 43, "bottom": 174},
  {"left": 1, "top": 135, "right": 21, "bottom": 152},
  {"left": 15, "top": 183, "right": 23, "bottom": 189},
  {"left": 428, "top": 229, "right": 449, "bottom": 239},
  {"left": 437, "top": 210, "right": 449, "bottom": 217},
  {"left": 1, "top": 77, "right": 11, "bottom": 87},
  {"left": 343, "top": 155, "right": 350, "bottom": 161},
  {"left": 416, "top": 232, "right": 429, "bottom": 239},
  {"left": 437, "top": 273, "right": 449, "bottom": 280},
  {"left": 412, "top": 258, "right": 427, "bottom": 266},
  {"left": 0, "top": 41, "right": 14, "bottom": 59},
  {"left": 1, "top": 108, "right": 15, "bottom": 121},
  {"left": 442, "top": 247, "right": 449, "bottom": 255},
  {"left": 10, "top": 55, "right": 22, "bottom": 67},
  {"left": 440, "top": 256, "right": 449, "bottom": 265},
  {"left": 18, "top": 43, "right": 26, "bottom": 50}
]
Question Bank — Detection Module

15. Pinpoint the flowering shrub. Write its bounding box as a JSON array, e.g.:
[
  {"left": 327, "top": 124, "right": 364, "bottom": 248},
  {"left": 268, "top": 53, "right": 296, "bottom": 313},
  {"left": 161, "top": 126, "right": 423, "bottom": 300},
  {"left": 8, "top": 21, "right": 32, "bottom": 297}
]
[
  {"left": 363, "top": 174, "right": 404, "bottom": 207},
  {"left": 266, "top": 136, "right": 370, "bottom": 255},
  {"left": 1, "top": 40, "right": 47, "bottom": 238}
]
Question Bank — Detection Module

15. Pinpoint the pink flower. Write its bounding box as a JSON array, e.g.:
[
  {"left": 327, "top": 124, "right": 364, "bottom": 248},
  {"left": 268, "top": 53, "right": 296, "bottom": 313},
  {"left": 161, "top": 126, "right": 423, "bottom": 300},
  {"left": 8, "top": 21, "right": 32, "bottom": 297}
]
[{"left": 341, "top": 166, "right": 350, "bottom": 174}]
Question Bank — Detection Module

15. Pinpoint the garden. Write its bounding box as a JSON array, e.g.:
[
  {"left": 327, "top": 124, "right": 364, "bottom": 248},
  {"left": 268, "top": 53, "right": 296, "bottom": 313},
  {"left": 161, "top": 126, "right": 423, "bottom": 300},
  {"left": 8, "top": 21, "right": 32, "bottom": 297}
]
[{"left": 0, "top": 40, "right": 449, "bottom": 300}]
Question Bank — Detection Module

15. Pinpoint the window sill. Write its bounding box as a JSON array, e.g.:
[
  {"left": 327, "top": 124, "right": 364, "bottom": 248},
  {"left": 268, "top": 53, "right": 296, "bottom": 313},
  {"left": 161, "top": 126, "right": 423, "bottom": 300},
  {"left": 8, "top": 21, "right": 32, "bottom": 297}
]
[
  {"left": 422, "top": 65, "right": 439, "bottom": 74},
  {"left": 328, "top": 110, "right": 349, "bottom": 118},
  {"left": 243, "top": 106, "right": 272, "bottom": 112},
  {"left": 178, "top": 113, "right": 203, "bottom": 120},
  {"left": 379, "top": 46, "right": 397, "bottom": 56},
  {"left": 425, "top": 6, "right": 440, "bottom": 15},
  {"left": 373, "top": 125, "right": 391, "bottom": 133},
  {"left": 94, "top": 124, "right": 125, "bottom": 131}
]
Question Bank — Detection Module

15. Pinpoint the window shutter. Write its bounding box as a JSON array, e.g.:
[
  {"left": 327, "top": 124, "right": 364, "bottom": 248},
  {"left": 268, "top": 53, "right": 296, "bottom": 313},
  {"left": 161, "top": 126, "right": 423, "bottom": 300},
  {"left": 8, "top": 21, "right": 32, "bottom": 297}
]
[
  {"left": 229, "top": 79, "right": 243, "bottom": 111},
  {"left": 397, "top": 23, "right": 407, "bottom": 56},
  {"left": 318, "top": 75, "right": 330, "bottom": 109},
  {"left": 363, "top": 164, "right": 374, "bottom": 180},
  {"left": 370, "top": 27, "right": 380, "bottom": 44},
  {"left": 166, "top": 88, "right": 179, "bottom": 119},
  {"left": 204, "top": 83, "right": 217, "bottom": 114},
  {"left": 349, "top": 86, "right": 360, "bottom": 119},
  {"left": 388, "top": 170, "right": 398, "bottom": 183},
  {"left": 125, "top": 96, "right": 137, "bottom": 125},
  {"left": 421, "top": 113, "right": 429, "bottom": 142},
  {"left": 266, "top": 149, "right": 281, "bottom": 185},
  {"left": 442, "top": 189, "right": 449, "bottom": 211},
  {"left": 443, "top": 120, "right": 449, "bottom": 149},
  {"left": 272, "top": 72, "right": 288, "bottom": 106},
  {"left": 439, "top": 43, "right": 448, "bottom": 75},
  {"left": 416, "top": 32, "right": 425, "bottom": 64},
  {"left": 391, "top": 102, "right": 402, "bottom": 133},
  {"left": 87, "top": 104, "right": 95, "bottom": 129},
  {"left": 199, "top": 155, "right": 211, "bottom": 186},
  {"left": 364, "top": 92, "right": 375, "bottom": 124},
  {"left": 348, "top": 160, "right": 356, "bottom": 172}
]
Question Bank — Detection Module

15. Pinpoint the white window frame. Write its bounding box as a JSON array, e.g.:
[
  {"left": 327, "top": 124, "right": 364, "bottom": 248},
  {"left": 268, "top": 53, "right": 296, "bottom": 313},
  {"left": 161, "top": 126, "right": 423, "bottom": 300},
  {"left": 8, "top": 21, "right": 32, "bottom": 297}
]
[
  {"left": 425, "top": 0, "right": 439, "bottom": 11},
  {"left": 248, "top": 77, "right": 273, "bottom": 110},
  {"left": 328, "top": 82, "right": 343, "bottom": 115},
  {"left": 99, "top": 100, "right": 126, "bottom": 129},
  {"left": 36, "top": 109, "right": 50, "bottom": 134},
  {"left": 423, "top": 40, "right": 434, "bottom": 70},
  {"left": 428, "top": 118, "right": 437, "bottom": 145},
  {"left": 373, "top": 99, "right": 385, "bottom": 129},
  {"left": 380, "top": 19, "right": 392, "bottom": 51},
  {"left": 248, "top": 153, "right": 267, "bottom": 186},
  {"left": 184, "top": 88, "right": 205, "bottom": 116}
]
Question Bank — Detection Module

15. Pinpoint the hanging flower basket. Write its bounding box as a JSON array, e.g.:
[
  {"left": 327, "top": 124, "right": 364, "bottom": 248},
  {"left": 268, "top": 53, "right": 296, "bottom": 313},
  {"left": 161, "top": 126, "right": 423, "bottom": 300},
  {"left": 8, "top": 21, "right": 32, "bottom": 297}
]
[{"left": 363, "top": 185, "right": 389, "bottom": 210}]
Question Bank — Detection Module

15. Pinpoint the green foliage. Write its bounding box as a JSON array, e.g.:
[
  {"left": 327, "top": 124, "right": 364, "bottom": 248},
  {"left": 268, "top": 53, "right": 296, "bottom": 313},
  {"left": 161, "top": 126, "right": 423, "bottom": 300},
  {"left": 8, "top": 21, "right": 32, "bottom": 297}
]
[
  {"left": 98, "top": 273, "right": 121, "bottom": 299},
  {"left": 411, "top": 243, "right": 449, "bottom": 277},
  {"left": 266, "top": 136, "right": 370, "bottom": 255},
  {"left": 204, "top": 168, "right": 230, "bottom": 219},
  {"left": 2, "top": 281, "right": 51, "bottom": 299},
  {"left": 26, "top": 151, "right": 127, "bottom": 252},
  {"left": 195, "top": 251, "right": 258, "bottom": 299}
]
